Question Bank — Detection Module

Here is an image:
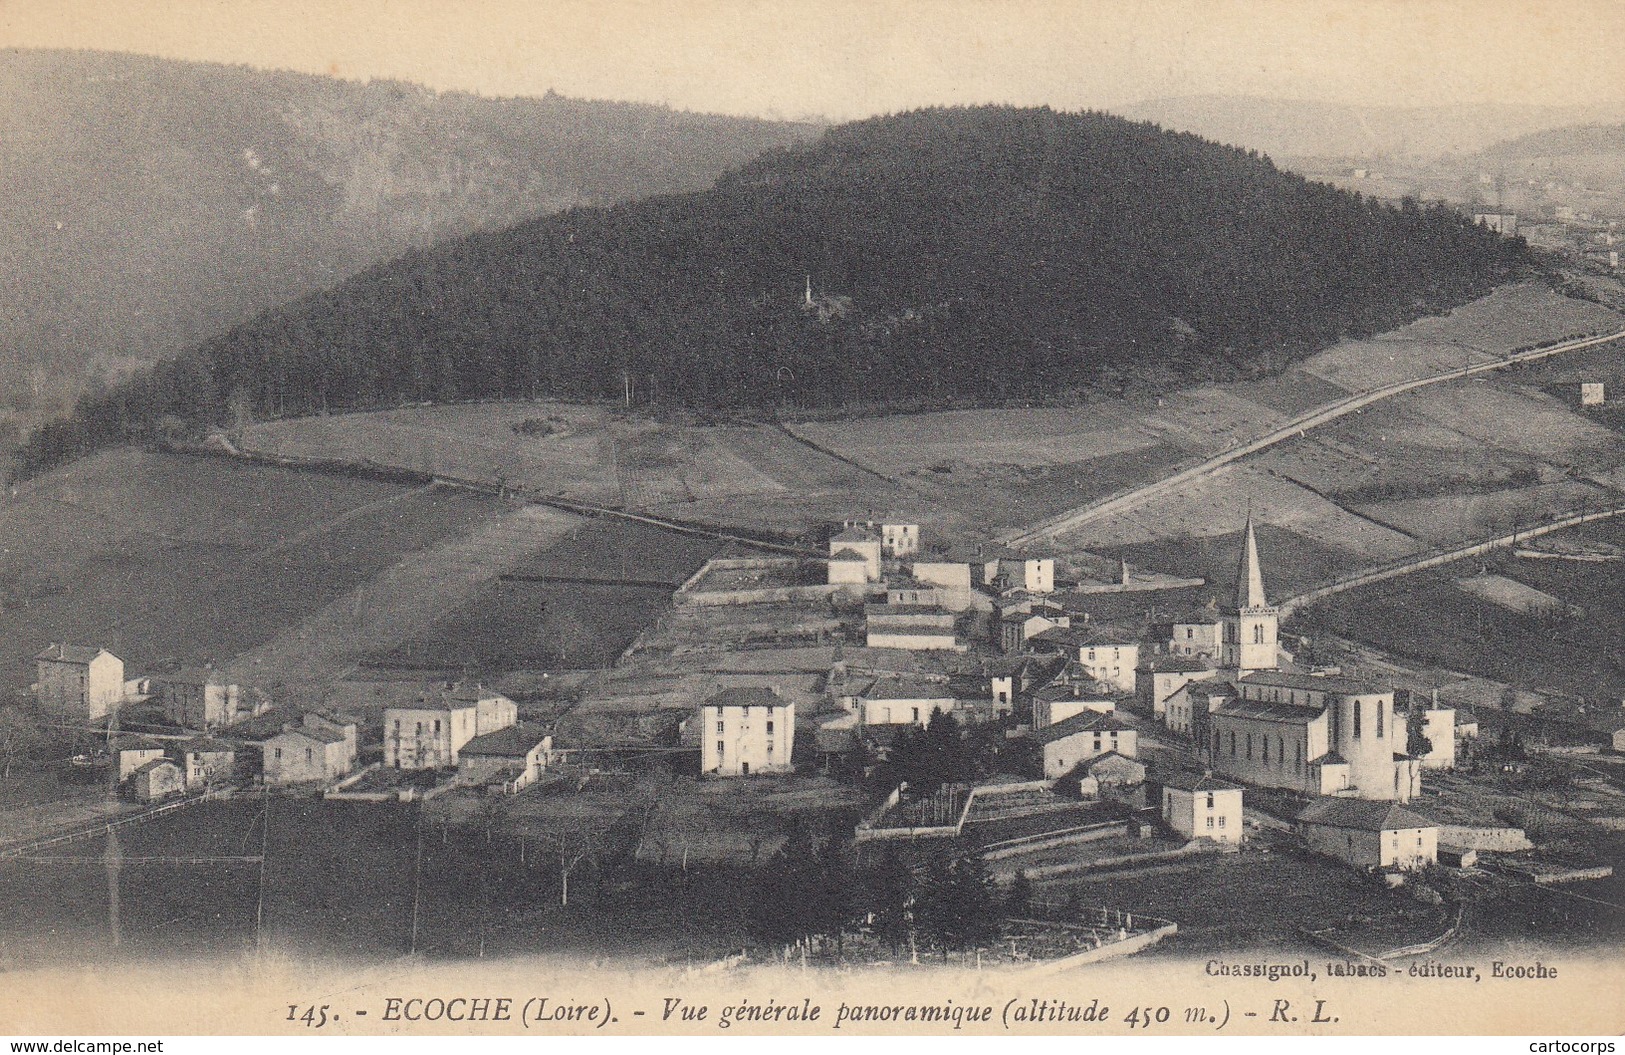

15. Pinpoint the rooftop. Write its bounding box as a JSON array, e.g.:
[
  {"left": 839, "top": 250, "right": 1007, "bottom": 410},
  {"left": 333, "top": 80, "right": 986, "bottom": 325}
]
[
  {"left": 1214, "top": 699, "right": 1320, "bottom": 724},
  {"left": 831, "top": 526, "right": 878, "bottom": 543},
  {"left": 160, "top": 666, "right": 229, "bottom": 686},
  {"left": 1239, "top": 670, "right": 1384, "bottom": 696},
  {"left": 461, "top": 724, "right": 549, "bottom": 758},
  {"left": 860, "top": 677, "right": 956, "bottom": 702},
  {"left": 704, "top": 686, "right": 784, "bottom": 710},
  {"left": 181, "top": 736, "right": 235, "bottom": 754},
  {"left": 1138, "top": 656, "right": 1215, "bottom": 674},
  {"left": 35, "top": 643, "right": 114, "bottom": 665},
  {"left": 271, "top": 725, "right": 348, "bottom": 746},
  {"left": 1296, "top": 798, "right": 1436, "bottom": 832},
  {"left": 1031, "top": 710, "right": 1131, "bottom": 745},
  {"left": 1158, "top": 769, "right": 1243, "bottom": 792}
]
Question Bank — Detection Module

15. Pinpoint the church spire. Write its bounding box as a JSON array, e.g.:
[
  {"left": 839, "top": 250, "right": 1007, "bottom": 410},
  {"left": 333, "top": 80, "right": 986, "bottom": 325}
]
[{"left": 1234, "top": 515, "right": 1269, "bottom": 610}]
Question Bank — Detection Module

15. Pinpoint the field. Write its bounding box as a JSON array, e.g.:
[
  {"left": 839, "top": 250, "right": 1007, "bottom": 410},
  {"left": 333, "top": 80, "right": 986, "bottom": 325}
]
[
  {"left": 230, "top": 284, "right": 1624, "bottom": 580},
  {"left": 0, "top": 448, "right": 505, "bottom": 693},
  {"left": 1296, "top": 516, "right": 1625, "bottom": 701},
  {"left": 371, "top": 518, "right": 721, "bottom": 675}
]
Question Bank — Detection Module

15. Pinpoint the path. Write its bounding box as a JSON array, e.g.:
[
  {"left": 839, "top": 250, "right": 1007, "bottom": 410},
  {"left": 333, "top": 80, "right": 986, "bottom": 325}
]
[
  {"left": 1000, "top": 328, "right": 1625, "bottom": 547},
  {"left": 223, "top": 503, "right": 583, "bottom": 687}
]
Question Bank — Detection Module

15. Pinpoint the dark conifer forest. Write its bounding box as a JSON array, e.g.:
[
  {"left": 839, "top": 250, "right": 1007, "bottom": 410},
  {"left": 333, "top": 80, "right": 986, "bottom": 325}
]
[{"left": 20, "top": 105, "right": 1534, "bottom": 478}]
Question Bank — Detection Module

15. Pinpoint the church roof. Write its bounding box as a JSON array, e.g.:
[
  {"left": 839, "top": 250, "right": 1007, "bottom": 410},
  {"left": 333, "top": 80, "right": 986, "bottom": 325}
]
[
  {"left": 1240, "top": 670, "right": 1382, "bottom": 696},
  {"left": 1215, "top": 700, "right": 1318, "bottom": 724},
  {"left": 1232, "top": 516, "right": 1270, "bottom": 611}
]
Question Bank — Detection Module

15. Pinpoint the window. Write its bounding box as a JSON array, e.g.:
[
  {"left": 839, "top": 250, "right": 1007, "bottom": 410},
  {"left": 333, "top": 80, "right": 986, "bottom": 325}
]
[
  {"left": 766, "top": 743, "right": 774, "bottom": 756},
  {"left": 1245, "top": 733, "right": 1253, "bottom": 759},
  {"left": 305, "top": 748, "right": 312, "bottom": 764},
  {"left": 1186, "top": 628, "right": 1194, "bottom": 640},
  {"left": 394, "top": 720, "right": 401, "bottom": 734},
  {"left": 416, "top": 721, "right": 423, "bottom": 736},
  {"left": 1253, "top": 624, "right": 1263, "bottom": 644},
  {"left": 1262, "top": 738, "right": 1269, "bottom": 762},
  {"left": 715, "top": 721, "right": 724, "bottom": 734},
  {"left": 1354, "top": 700, "right": 1363, "bottom": 739},
  {"left": 912, "top": 707, "right": 920, "bottom": 722},
  {"left": 1229, "top": 731, "right": 1237, "bottom": 757},
  {"left": 766, "top": 721, "right": 775, "bottom": 734},
  {"left": 716, "top": 740, "right": 725, "bottom": 758},
  {"left": 1205, "top": 817, "right": 1214, "bottom": 828},
  {"left": 1205, "top": 793, "right": 1214, "bottom": 809},
  {"left": 1377, "top": 704, "right": 1385, "bottom": 738},
  {"left": 1278, "top": 735, "right": 1284, "bottom": 765},
  {"left": 434, "top": 719, "right": 441, "bottom": 734},
  {"left": 274, "top": 748, "right": 282, "bottom": 761},
  {"left": 1217, "top": 816, "right": 1226, "bottom": 827}
]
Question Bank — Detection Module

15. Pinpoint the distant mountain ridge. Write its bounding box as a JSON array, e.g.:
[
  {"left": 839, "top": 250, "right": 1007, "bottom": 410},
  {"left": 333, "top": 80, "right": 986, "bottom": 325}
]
[
  {"left": 1113, "top": 95, "right": 1625, "bottom": 158},
  {"left": 0, "top": 48, "right": 821, "bottom": 423},
  {"left": 20, "top": 104, "right": 1536, "bottom": 478},
  {"left": 1478, "top": 123, "right": 1625, "bottom": 159}
]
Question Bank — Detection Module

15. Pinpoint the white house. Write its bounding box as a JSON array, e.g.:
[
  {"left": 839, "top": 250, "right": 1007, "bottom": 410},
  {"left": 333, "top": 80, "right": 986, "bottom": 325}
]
[
  {"left": 1297, "top": 799, "right": 1438, "bottom": 871},
  {"left": 458, "top": 724, "right": 553, "bottom": 792},
  {"left": 176, "top": 736, "right": 236, "bottom": 790},
  {"left": 129, "top": 758, "right": 185, "bottom": 803},
  {"left": 1160, "top": 770, "right": 1244, "bottom": 845},
  {"left": 35, "top": 644, "right": 125, "bottom": 721},
  {"left": 385, "top": 683, "right": 516, "bottom": 770},
  {"left": 1032, "top": 712, "right": 1136, "bottom": 779},
  {"left": 263, "top": 724, "right": 353, "bottom": 785},
  {"left": 700, "top": 686, "right": 795, "bottom": 777},
  {"left": 828, "top": 526, "right": 882, "bottom": 581},
  {"left": 856, "top": 678, "right": 956, "bottom": 727}
]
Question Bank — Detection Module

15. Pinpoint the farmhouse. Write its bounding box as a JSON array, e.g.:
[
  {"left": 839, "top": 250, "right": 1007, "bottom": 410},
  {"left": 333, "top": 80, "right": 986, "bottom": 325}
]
[
  {"left": 1297, "top": 799, "right": 1438, "bottom": 872},
  {"left": 1160, "top": 770, "right": 1244, "bottom": 845},
  {"left": 1027, "top": 626, "right": 1138, "bottom": 693},
  {"left": 35, "top": 644, "right": 124, "bottom": 721},
  {"left": 1164, "top": 678, "right": 1233, "bottom": 740},
  {"left": 827, "top": 548, "right": 871, "bottom": 586},
  {"left": 129, "top": 758, "right": 185, "bottom": 802},
  {"left": 909, "top": 557, "right": 975, "bottom": 610},
  {"left": 828, "top": 526, "right": 882, "bottom": 581},
  {"left": 385, "top": 683, "right": 516, "bottom": 770},
  {"left": 176, "top": 736, "right": 236, "bottom": 789},
  {"left": 855, "top": 677, "right": 957, "bottom": 727},
  {"left": 1030, "top": 675, "right": 1116, "bottom": 729},
  {"left": 112, "top": 736, "right": 167, "bottom": 781},
  {"left": 700, "top": 686, "right": 795, "bottom": 777},
  {"left": 995, "top": 553, "right": 1055, "bottom": 594},
  {"left": 1162, "top": 604, "right": 1224, "bottom": 659},
  {"left": 1032, "top": 711, "right": 1136, "bottom": 779},
  {"left": 1134, "top": 655, "right": 1217, "bottom": 718},
  {"left": 458, "top": 723, "right": 553, "bottom": 792},
  {"left": 155, "top": 667, "right": 242, "bottom": 730},
  {"left": 263, "top": 723, "right": 353, "bottom": 785},
  {"left": 1068, "top": 751, "right": 1147, "bottom": 799}
]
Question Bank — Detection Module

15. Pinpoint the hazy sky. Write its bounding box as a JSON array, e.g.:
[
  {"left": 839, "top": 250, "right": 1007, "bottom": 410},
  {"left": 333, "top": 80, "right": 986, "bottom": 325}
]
[{"left": 3, "top": 0, "right": 1623, "bottom": 120}]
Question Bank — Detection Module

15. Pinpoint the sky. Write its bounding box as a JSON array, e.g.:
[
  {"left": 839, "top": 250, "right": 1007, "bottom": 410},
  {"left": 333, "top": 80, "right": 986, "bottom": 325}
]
[{"left": 2, "top": 0, "right": 1623, "bottom": 120}]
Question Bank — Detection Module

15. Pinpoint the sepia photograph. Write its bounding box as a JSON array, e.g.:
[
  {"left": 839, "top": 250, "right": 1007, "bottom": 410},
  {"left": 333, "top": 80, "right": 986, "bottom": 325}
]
[{"left": 0, "top": 0, "right": 1621, "bottom": 1040}]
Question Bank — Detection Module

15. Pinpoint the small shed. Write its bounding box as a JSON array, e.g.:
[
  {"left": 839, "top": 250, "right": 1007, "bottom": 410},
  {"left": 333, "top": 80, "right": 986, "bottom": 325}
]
[{"left": 130, "top": 758, "right": 185, "bottom": 802}]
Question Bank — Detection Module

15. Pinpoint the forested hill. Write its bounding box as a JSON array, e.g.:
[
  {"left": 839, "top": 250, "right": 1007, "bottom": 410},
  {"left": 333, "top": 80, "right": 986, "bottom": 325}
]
[
  {"left": 26, "top": 105, "right": 1533, "bottom": 476},
  {"left": 1479, "top": 123, "right": 1625, "bottom": 159},
  {"left": 0, "top": 48, "right": 819, "bottom": 425}
]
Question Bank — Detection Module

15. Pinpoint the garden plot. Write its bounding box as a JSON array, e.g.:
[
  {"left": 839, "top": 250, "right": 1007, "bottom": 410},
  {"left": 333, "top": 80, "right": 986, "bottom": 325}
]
[
  {"left": 1454, "top": 573, "right": 1576, "bottom": 617},
  {"left": 1352, "top": 479, "right": 1611, "bottom": 546}
]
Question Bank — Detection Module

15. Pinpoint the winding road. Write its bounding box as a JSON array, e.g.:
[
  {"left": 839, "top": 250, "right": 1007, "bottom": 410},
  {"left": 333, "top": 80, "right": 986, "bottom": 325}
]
[{"left": 1000, "top": 327, "right": 1625, "bottom": 547}]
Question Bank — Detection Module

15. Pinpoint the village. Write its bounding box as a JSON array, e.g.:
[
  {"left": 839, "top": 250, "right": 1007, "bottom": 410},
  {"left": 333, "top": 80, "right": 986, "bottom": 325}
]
[{"left": 6, "top": 494, "right": 1621, "bottom": 971}]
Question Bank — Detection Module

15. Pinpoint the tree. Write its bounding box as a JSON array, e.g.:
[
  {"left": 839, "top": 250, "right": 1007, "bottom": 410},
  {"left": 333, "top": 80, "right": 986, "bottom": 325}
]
[
  {"left": 0, "top": 708, "right": 43, "bottom": 780},
  {"left": 860, "top": 846, "right": 915, "bottom": 955},
  {"left": 1006, "top": 869, "right": 1034, "bottom": 920},
  {"left": 1406, "top": 706, "right": 1434, "bottom": 759}
]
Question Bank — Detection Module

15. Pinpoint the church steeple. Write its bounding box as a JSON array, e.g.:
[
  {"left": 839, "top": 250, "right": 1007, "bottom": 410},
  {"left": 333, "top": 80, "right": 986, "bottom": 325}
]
[{"left": 1234, "top": 514, "right": 1269, "bottom": 611}]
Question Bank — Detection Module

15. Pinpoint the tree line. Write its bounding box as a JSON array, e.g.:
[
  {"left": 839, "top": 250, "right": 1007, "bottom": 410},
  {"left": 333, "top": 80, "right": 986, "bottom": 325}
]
[{"left": 16, "top": 104, "right": 1534, "bottom": 481}]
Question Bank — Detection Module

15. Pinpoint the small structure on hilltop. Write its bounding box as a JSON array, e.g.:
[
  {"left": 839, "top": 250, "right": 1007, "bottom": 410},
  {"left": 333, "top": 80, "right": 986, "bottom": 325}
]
[
  {"left": 700, "top": 686, "right": 795, "bottom": 777},
  {"left": 1296, "top": 799, "right": 1438, "bottom": 872},
  {"left": 35, "top": 643, "right": 125, "bottom": 721}
]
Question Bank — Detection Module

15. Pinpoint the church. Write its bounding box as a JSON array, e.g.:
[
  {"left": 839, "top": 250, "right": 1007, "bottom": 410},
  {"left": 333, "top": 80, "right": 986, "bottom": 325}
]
[{"left": 1198, "top": 517, "right": 1422, "bottom": 803}]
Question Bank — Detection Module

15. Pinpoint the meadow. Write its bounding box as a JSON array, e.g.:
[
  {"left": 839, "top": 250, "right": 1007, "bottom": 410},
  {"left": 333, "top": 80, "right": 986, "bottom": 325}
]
[{"left": 0, "top": 448, "right": 503, "bottom": 692}]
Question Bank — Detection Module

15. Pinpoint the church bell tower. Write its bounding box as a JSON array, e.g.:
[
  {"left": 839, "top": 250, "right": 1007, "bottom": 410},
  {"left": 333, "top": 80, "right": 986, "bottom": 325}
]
[{"left": 1222, "top": 515, "right": 1280, "bottom": 674}]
